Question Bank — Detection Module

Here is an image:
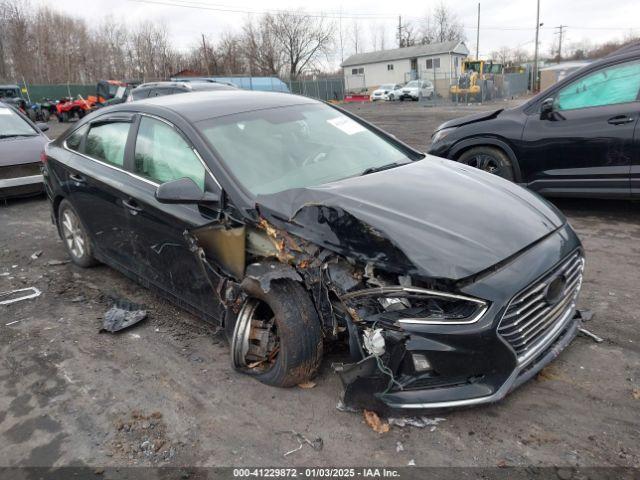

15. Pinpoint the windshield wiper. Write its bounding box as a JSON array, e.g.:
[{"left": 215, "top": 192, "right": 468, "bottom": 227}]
[
  {"left": 360, "top": 162, "right": 406, "bottom": 176},
  {"left": 0, "top": 133, "right": 37, "bottom": 139}
]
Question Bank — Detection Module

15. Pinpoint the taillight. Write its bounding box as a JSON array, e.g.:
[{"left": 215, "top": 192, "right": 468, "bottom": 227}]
[{"left": 40, "top": 151, "right": 47, "bottom": 164}]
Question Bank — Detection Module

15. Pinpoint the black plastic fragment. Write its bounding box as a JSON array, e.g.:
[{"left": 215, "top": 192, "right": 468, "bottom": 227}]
[{"left": 101, "top": 299, "right": 148, "bottom": 333}]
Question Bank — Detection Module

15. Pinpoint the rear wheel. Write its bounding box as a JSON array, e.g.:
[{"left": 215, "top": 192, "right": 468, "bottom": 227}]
[
  {"left": 230, "top": 278, "right": 323, "bottom": 387},
  {"left": 41, "top": 109, "right": 50, "bottom": 122},
  {"left": 457, "top": 146, "right": 515, "bottom": 181},
  {"left": 58, "top": 199, "right": 98, "bottom": 267},
  {"left": 60, "top": 112, "right": 69, "bottom": 123}
]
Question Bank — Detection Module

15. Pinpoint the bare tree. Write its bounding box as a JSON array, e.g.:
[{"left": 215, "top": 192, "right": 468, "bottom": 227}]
[
  {"left": 350, "top": 20, "right": 362, "bottom": 54},
  {"left": 268, "top": 12, "right": 334, "bottom": 80},
  {"left": 418, "top": 3, "right": 465, "bottom": 45},
  {"left": 242, "top": 15, "right": 283, "bottom": 76}
]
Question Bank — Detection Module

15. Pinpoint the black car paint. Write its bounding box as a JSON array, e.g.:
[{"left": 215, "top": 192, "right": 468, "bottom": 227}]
[
  {"left": 429, "top": 49, "right": 640, "bottom": 198},
  {"left": 256, "top": 157, "right": 564, "bottom": 281},
  {"left": 43, "top": 90, "right": 583, "bottom": 411}
]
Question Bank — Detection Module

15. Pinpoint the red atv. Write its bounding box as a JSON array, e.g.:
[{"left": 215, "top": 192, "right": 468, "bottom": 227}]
[
  {"left": 55, "top": 96, "right": 94, "bottom": 123},
  {"left": 55, "top": 80, "right": 138, "bottom": 122}
]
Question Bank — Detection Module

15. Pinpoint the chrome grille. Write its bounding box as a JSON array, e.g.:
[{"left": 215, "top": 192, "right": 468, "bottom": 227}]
[{"left": 498, "top": 251, "right": 584, "bottom": 359}]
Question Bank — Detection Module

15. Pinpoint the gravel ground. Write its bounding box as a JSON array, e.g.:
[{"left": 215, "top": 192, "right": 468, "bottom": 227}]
[{"left": 1, "top": 99, "right": 639, "bottom": 469}]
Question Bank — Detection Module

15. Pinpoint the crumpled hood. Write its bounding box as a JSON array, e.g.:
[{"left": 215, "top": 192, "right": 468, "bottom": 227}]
[
  {"left": 437, "top": 109, "right": 503, "bottom": 130},
  {"left": 256, "top": 156, "right": 565, "bottom": 281},
  {"left": 0, "top": 135, "right": 47, "bottom": 167}
]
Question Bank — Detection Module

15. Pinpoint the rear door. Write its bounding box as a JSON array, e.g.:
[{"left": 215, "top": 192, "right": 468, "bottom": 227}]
[
  {"left": 60, "top": 114, "right": 138, "bottom": 268},
  {"left": 121, "top": 114, "right": 224, "bottom": 320},
  {"left": 522, "top": 59, "right": 640, "bottom": 196}
]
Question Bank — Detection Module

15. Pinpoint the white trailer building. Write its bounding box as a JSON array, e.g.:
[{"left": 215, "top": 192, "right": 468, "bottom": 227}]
[{"left": 342, "top": 41, "right": 469, "bottom": 93}]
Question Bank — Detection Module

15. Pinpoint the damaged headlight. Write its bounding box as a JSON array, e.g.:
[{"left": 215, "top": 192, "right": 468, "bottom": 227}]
[{"left": 342, "top": 286, "right": 488, "bottom": 326}]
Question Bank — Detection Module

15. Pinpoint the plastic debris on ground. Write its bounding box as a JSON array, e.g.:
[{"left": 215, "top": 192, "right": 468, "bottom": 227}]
[
  {"left": 578, "top": 327, "right": 604, "bottom": 343},
  {"left": 396, "top": 441, "right": 404, "bottom": 452},
  {"left": 30, "top": 250, "right": 43, "bottom": 260},
  {"left": 388, "top": 416, "right": 446, "bottom": 429},
  {"left": 363, "top": 409, "right": 390, "bottom": 434},
  {"left": 0, "top": 287, "right": 42, "bottom": 306},
  {"left": 101, "top": 299, "right": 148, "bottom": 333},
  {"left": 277, "top": 430, "right": 323, "bottom": 457},
  {"left": 336, "top": 399, "right": 358, "bottom": 413}
]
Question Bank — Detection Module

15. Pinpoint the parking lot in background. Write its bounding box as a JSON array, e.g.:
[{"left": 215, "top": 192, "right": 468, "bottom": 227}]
[{"left": 1, "top": 99, "right": 639, "bottom": 467}]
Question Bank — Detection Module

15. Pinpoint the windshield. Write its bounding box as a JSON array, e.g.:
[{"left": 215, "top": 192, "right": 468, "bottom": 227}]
[
  {"left": 197, "top": 103, "right": 414, "bottom": 196},
  {"left": 380, "top": 84, "right": 395, "bottom": 90},
  {"left": 0, "top": 88, "right": 20, "bottom": 98},
  {"left": 405, "top": 81, "right": 420, "bottom": 88},
  {"left": 0, "top": 107, "right": 37, "bottom": 136}
]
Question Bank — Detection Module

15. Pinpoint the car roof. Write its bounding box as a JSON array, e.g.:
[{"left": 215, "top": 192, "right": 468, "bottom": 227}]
[
  {"left": 127, "top": 90, "right": 319, "bottom": 122},
  {"left": 0, "top": 85, "right": 20, "bottom": 89}
]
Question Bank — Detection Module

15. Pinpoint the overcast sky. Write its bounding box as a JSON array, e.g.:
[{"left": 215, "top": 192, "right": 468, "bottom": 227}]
[{"left": 37, "top": 0, "right": 640, "bottom": 66}]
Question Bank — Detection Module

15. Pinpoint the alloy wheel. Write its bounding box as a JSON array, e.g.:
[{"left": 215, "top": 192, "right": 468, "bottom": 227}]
[{"left": 61, "top": 209, "right": 86, "bottom": 259}]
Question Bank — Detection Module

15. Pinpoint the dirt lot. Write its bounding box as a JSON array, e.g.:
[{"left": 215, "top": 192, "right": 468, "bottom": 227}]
[{"left": 1, "top": 100, "right": 639, "bottom": 469}]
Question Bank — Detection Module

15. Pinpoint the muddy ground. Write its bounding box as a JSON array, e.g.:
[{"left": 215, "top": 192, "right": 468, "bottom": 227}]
[{"left": 1, "top": 100, "right": 639, "bottom": 468}]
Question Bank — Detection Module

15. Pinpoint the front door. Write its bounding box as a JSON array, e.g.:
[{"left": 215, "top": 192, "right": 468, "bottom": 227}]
[
  {"left": 521, "top": 59, "right": 640, "bottom": 196},
  {"left": 122, "top": 115, "right": 224, "bottom": 321}
]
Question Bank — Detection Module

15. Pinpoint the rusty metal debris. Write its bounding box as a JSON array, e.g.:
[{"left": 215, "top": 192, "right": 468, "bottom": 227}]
[
  {"left": 101, "top": 299, "right": 148, "bottom": 333},
  {"left": 363, "top": 409, "right": 389, "bottom": 434},
  {"left": 0, "top": 287, "right": 42, "bottom": 306}
]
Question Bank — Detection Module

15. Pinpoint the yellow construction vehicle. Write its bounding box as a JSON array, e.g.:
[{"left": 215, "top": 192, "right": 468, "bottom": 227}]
[{"left": 450, "top": 60, "right": 503, "bottom": 102}]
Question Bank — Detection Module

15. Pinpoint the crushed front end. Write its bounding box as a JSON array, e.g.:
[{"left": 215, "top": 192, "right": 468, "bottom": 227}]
[{"left": 329, "top": 224, "right": 584, "bottom": 413}]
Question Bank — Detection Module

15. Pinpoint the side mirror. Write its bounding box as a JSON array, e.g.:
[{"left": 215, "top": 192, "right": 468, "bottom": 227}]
[
  {"left": 540, "top": 97, "right": 555, "bottom": 119},
  {"left": 155, "top": 177, "right": 220, "bottom": 204},
  {"left": 36, "top": 122, "right": 49, "bottom": 132}
]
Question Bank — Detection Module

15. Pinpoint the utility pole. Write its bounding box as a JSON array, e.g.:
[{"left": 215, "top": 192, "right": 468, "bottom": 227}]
[
  {"left": 476, "top": 3, "right": 481, "bottom": 60},
  {"left": 398, "top": 16, "right": 403, "bottom": 48},
  {"left": 555, "top": 25, "right": 567, "bottom": 63},
  {"left": 201, "top": 33, "right": 211, "bottom": 76},
  {"left": 532, "top": 0, "right": 541, "bottom": 92}
]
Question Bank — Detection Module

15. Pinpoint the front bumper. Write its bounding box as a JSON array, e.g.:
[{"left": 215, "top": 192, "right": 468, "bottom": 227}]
[{"left": 336, "top": 223, "right": 584, "bottom": 412}]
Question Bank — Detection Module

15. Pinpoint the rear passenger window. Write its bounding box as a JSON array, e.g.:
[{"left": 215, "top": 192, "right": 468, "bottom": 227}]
[
  {"left": 66, "top": 125, "right": 88, "bottom": 152},
  {"left": 85, "top": 122, "right": 130, "bottom": 167},
  {"left": 134, "top": 117, "right": 205, "bottom": 189}
]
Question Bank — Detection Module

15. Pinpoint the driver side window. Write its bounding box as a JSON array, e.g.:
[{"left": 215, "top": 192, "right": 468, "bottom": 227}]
[
  {"left": 555, "top": 60, "right": 640, "bottom": 111},
  {"left": 134, "top": 116, "right": 205, "bottom": 189}
]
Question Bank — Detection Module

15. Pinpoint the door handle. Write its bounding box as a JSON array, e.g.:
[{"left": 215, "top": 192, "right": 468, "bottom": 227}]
[
  {"left": 607, "top": 115, "right": 634, "bottom": 125},
  {"left": 69, "top": 173, "right": 86, "bottom": 183},
  {"left": 122, "top": 199, "right": 143, "bottom": 214}
]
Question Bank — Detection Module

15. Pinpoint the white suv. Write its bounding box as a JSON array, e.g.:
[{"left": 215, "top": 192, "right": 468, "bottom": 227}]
[
  {"left": 399, "top": 80, "right": 434, "bottom": 101},
  {"left": 371, "top": 84, "right": 403, "bottom": 101}
]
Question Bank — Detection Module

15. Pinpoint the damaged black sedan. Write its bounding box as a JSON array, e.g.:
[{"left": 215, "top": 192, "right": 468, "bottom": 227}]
[{"left": 43, "top": 90, "right": 585, "bottom": 411}]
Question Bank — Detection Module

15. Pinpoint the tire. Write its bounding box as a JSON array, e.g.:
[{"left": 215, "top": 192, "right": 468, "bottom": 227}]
[
  {"left": 58, "top": 199, "right": 98, "bottom": 267},
  {"left": 388, "top": 94, "right": 394, "bottom": 101},
  {"left": 231, "top": 277, "right": 323, "bottom": 387},
  {"left": 61, "top": 112, "right": 69, "bottom": 123},
  {"left": 41, "top": 109, "right": 50, "bottom": 122},
  {"left": 399, "top": 97, "right": 404, "bottom": 102},
  {"left": 457, "top": 146, "right": 515, "bottom": 181},
  {"left": 27, "top": 109, "right": 37, "bottom": 121}
]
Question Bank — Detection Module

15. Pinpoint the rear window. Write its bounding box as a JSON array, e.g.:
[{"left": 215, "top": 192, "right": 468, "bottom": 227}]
[
  {"left": 65, "top": 125, "right": 88, "bottom": 152},
  {"left": 131, "top": 89, "right": 150, "bottom": 101},
  {"left": 85, "top": 122, "right": 130, "bottom": 167}
]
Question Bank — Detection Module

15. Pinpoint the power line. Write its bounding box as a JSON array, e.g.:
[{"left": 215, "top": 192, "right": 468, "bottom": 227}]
[
  {"left": 554, "top": 25, "right": 567, "bottom": 62},
  {"left": 127, "top": 0, "right": 640, "bottom": 32}
]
